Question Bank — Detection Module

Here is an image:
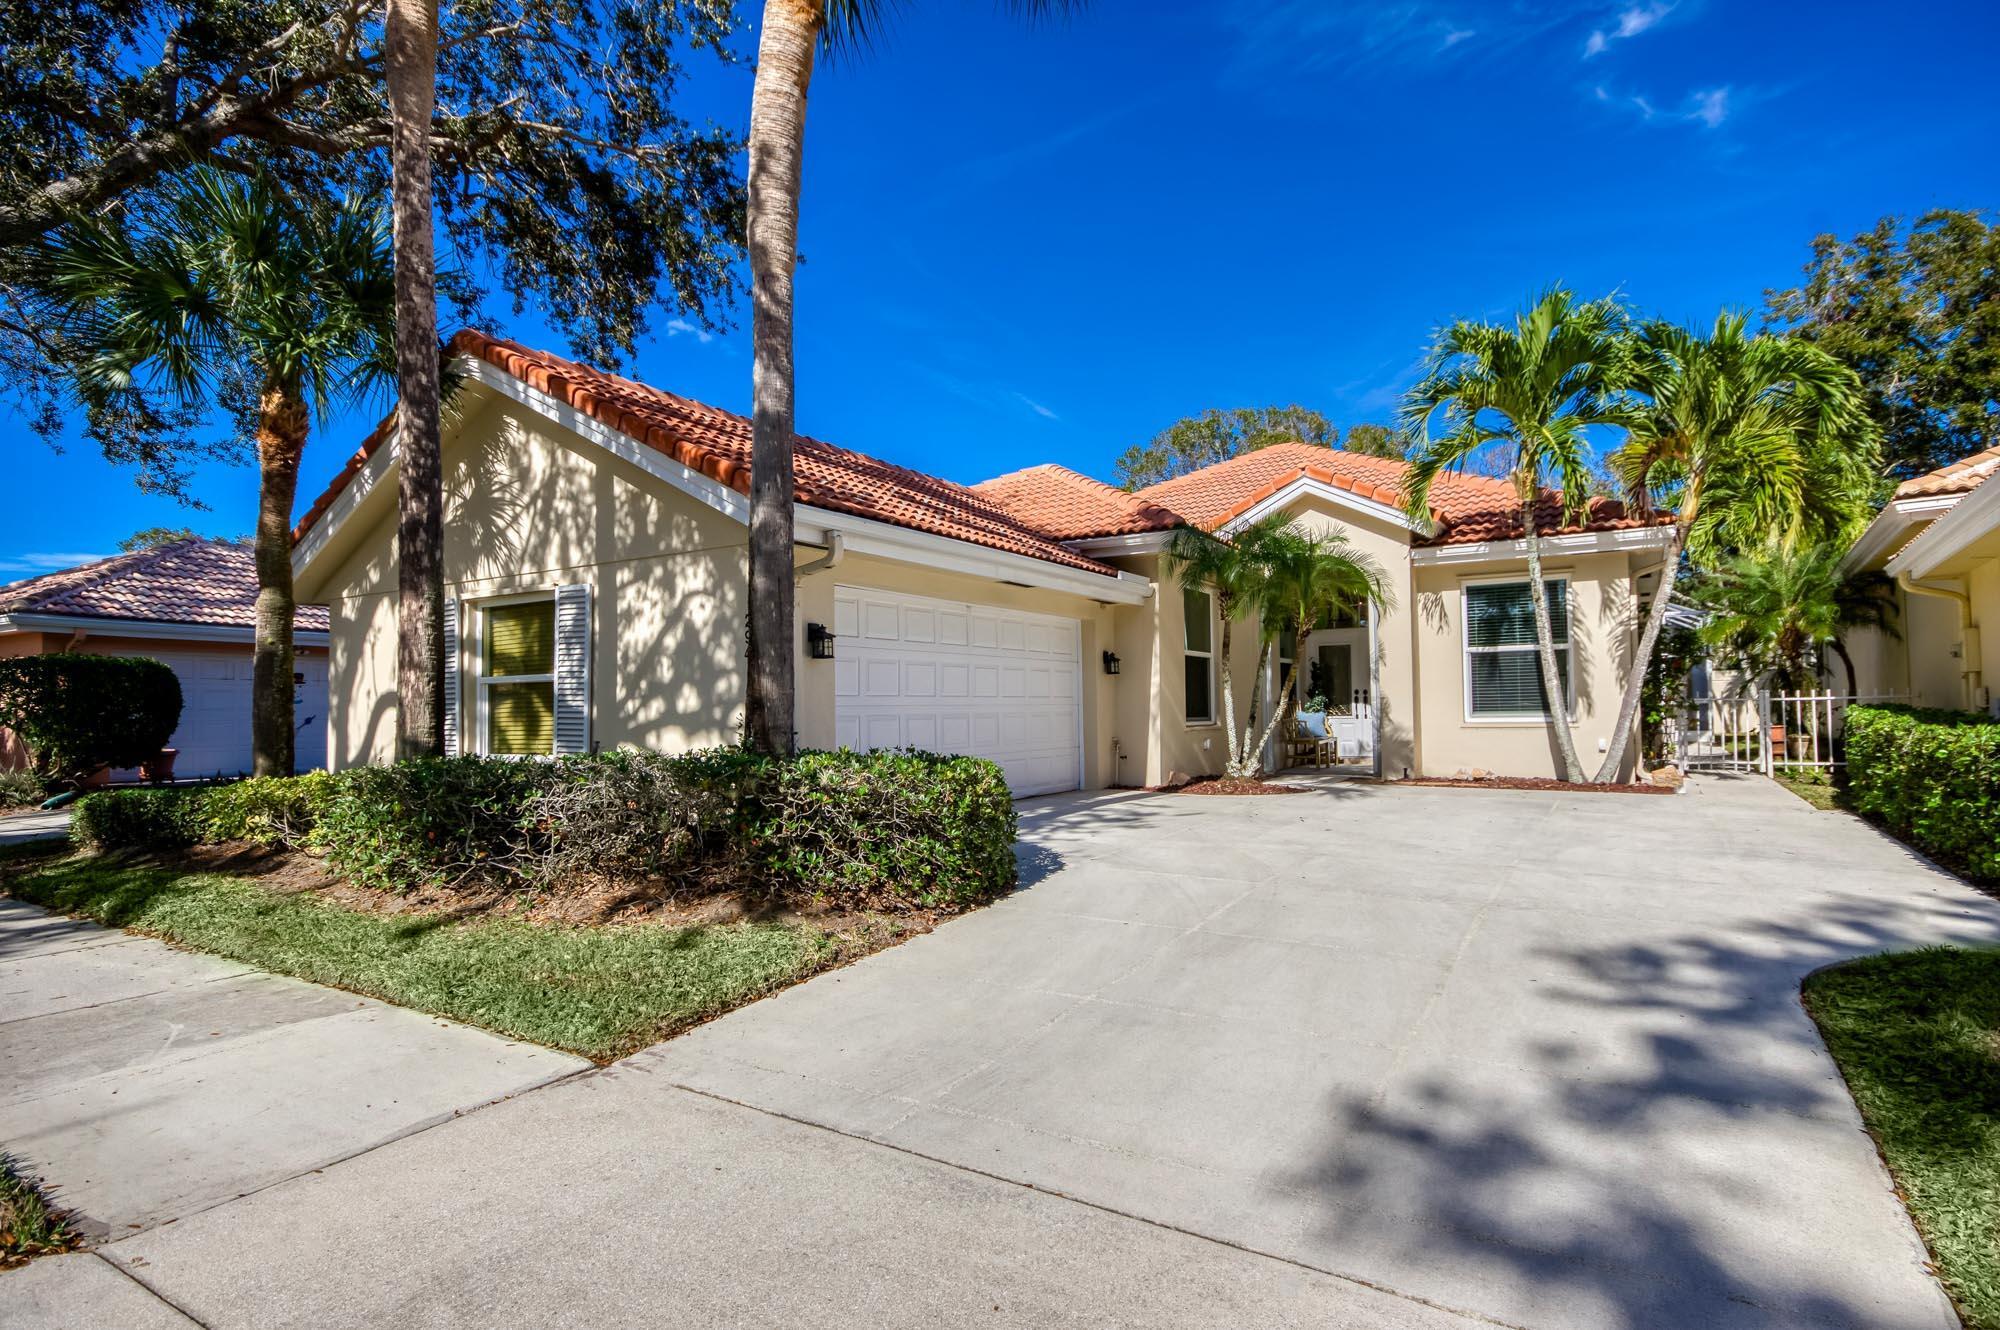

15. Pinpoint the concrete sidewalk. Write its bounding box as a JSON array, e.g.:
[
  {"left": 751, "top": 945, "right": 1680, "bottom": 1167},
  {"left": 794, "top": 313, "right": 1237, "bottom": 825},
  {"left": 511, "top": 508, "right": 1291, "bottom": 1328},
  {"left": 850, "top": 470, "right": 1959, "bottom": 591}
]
[
  {"left": 0, "top": 898, "right": 586, "bottom": 1240},
  {"left": 0, "top": 810, "right": 69, "bottom": 847}
]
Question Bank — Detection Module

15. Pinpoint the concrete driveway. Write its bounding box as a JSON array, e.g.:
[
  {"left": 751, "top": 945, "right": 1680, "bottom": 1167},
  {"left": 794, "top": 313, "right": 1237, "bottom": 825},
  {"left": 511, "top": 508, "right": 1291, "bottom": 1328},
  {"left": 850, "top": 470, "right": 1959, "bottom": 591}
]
[{"left": 31, "top": 776, "right": 2000, "bottom": 1329}]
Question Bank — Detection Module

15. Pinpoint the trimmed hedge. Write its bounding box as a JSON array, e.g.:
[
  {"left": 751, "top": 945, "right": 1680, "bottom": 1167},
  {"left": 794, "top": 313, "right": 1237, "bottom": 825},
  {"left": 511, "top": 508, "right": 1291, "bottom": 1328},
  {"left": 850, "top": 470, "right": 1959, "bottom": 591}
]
[
  {"left": 0, "top": 653, "right": 182, "bottom": 779},
  {"left": 72, "top": 748, "right": 1018, "bottom": 909},
  {"left": 1845, "top": 704, "right": 2000, "bottom": 882}
]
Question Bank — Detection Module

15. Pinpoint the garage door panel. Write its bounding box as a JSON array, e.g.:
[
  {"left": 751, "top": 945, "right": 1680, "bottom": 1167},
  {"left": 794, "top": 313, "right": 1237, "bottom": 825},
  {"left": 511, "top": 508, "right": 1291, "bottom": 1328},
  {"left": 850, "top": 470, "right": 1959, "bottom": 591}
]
[{"left": 832, "top": 586, "right": 1081, "bottom": 797}]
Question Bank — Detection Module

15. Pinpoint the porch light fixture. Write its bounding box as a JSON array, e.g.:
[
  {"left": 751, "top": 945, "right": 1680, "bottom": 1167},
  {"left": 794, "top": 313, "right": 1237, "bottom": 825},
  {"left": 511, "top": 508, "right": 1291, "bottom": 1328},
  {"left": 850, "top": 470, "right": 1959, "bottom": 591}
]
[
  {"left": 806, "top": 622, "right": 836, "bottom": 660},
  {"left": 1102, "top": 650, "right": 1121, "bottom": 676}
]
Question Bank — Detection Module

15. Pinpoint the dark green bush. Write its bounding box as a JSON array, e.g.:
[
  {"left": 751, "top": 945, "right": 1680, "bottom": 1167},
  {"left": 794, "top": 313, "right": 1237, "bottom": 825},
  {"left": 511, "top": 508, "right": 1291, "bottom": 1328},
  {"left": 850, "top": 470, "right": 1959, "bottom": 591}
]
[
  {"left": 309, "top": 757, "right": 544, "bottom": 891},
  {"left": 73, "top": 787, "right": 205, "bottom": 849},
  {"left": 0, "top": 766, "right": 46, "bottom": 810},
  {"left": 0, "top": 654, "right": 182, "bottom": 780},
  {"left": 1845, "top": 704, "right": 2000, "bottom": 882},
  {"left": 69, "top": 747, "right": 1019, "bottom": 909},
  {"left": 752, "top": 749, "right": 1018, "bottom": 907}
]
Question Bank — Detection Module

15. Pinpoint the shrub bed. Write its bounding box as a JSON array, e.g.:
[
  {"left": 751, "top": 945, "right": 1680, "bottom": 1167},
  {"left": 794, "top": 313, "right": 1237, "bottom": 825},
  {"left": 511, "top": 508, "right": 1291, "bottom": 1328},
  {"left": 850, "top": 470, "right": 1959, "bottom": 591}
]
[
  {"left": 72, "top": 748, "right": 1018, "bottom": 909},
  {"left": 1844, "top": 704, "right": 2000, "bottom": 882}
]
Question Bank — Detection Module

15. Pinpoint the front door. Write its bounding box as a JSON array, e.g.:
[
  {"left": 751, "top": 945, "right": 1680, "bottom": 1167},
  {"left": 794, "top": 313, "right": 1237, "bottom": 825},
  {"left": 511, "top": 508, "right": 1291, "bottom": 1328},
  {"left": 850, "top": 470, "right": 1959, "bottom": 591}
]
[{"left": 1304, "top": 626, "right": 1374, "bottom": 764}]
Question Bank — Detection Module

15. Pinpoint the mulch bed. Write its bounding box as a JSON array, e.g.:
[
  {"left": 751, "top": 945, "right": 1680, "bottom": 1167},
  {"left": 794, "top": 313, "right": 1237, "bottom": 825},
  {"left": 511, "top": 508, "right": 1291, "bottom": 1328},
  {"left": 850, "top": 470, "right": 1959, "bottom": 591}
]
[
  {"left": 1171, "top": 777, "right": 1309, "bottom": 797},
  {"left": 1399, "top": 776, "right": 1673, "bottom": 795}
]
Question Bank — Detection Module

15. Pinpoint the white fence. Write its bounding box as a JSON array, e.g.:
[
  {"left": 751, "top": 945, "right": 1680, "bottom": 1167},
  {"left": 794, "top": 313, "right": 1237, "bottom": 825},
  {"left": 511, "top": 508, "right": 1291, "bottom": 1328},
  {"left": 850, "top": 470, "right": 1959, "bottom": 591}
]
[{"left": 1673, "top": 691, "right": 1903, "bottom": 776}]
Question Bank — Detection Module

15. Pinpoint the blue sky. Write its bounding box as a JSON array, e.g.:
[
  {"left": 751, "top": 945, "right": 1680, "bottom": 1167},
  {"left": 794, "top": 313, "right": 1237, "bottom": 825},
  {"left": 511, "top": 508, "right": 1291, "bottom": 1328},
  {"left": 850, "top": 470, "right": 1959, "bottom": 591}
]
[{"left": 6, "top": 0, "right": 1997, "bottom": 578}]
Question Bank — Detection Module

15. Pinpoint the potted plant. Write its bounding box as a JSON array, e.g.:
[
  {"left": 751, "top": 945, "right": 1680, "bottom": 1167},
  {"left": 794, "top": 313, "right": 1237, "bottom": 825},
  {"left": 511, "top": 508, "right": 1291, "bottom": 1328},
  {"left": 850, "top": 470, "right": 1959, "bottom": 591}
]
[{"left": 140, "top": 747, "right": 179, "bottom": 784}]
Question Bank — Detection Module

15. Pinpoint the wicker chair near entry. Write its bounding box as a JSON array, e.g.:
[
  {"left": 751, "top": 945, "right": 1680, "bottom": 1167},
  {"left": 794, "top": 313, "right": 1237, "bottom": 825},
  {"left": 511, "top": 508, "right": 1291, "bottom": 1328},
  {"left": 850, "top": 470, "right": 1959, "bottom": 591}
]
[{"left": 1284, "top": 711, "right": 1336, "bottom": 769}]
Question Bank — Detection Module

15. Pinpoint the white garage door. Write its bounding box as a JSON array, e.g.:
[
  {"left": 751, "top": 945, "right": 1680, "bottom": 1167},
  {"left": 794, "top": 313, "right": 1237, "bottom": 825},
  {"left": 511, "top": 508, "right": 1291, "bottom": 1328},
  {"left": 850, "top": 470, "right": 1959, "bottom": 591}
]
[
  {"left": 108, "top": 647, "right": 330, "bottom": 780},
  {"left": 832, "top": 587, "right": 1082, "bottom": 797}
]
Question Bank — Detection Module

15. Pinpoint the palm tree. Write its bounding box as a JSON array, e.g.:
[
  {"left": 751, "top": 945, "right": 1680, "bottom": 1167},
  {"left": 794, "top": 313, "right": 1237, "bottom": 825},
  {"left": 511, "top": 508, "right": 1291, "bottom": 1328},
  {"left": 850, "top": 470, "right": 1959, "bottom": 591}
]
[
  {"left": 34, "top": 169, "right": 395, "bottom": 775},
  {"left": 1592, "top": 315, "right": 1878, "bottom": 780},
  {"left": 1692, "top": 544, "right": 1899, "bottom": 695},
  {"left": 385, "top": 0, "right": 446, "bottom": 759},
  {"left": 742, "top": 0, "right": 1087, "bottom": 757},
  {"left": 1248, "top": 525, "right": 1390, "bottom": 766},
  {"left": 1400, "top": 289, "right": 1634, "bottom": 782},
  {"left": 1161, "top": 514, "right": 1290, "bottom": 777}
]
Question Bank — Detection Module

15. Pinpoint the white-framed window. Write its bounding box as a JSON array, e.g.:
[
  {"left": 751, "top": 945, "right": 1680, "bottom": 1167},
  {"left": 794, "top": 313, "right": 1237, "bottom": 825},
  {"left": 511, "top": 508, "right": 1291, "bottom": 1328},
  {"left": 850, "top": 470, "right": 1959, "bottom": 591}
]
[
  {"left": 1462, "top": 578, "right": 1574, "bottom": 721},
  {"left": 477, "top": 593, "right": 558, "bottom": 755},
  {"left": 1183, "top": 585, "right": 1215, "bottom": 725}
]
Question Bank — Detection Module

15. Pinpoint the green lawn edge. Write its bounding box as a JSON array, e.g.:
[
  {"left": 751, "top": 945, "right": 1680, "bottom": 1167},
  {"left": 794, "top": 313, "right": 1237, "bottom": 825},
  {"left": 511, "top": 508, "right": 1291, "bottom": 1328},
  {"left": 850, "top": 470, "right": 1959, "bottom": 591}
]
[
  {"left": 1803, "top": 948, "right": 2000, "bottom": 1328},
  {"left": 0, "top": 1152, "right": 78, "bottom": 1268},
  {"left": 5, "top": 855, "right": 876, "bottom": 1062}
]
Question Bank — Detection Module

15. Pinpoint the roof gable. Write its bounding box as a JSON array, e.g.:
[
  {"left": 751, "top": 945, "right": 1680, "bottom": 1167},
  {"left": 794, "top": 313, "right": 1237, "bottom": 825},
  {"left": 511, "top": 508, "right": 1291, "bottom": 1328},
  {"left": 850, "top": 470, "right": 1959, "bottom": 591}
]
[
  {"left": 0, "top": 539, "right": 329, "bottom": 632},
  {"left": 970, "top": 464, "right": 1182, "bottom": 540},
  {"left": 1895, "top": 445, "right": 2000, "bottom": 500}
]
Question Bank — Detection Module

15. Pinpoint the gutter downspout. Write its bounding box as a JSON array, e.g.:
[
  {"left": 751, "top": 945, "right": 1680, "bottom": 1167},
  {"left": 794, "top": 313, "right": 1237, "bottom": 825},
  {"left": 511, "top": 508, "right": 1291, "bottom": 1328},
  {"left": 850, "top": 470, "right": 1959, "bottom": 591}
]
[
  {"left": 793, "top": 531, "right": 846, "bottom": 581},
  {"left": 1897, "top": 570, "right": 1985, "bottom": 708}
]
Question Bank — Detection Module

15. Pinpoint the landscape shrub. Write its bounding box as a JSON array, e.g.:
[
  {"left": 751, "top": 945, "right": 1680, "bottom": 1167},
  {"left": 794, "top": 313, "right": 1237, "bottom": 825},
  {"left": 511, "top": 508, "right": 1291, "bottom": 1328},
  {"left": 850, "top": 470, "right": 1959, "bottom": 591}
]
[
  {"left": 309, "top": 757, "right": 545, "bottom": 891},
  {"left": 72, "top": 787, "right": 205, "bottom": 849},
  {"left": 0, "top": 766, "right": 45, "bottom": 810},
  {"left": 522, "top": 747, "right": 763, "bottom": 886},
  {"left": 0, "top": 654, "right": 182, "bottom": 781},
  {"left": 1845, "top": 704, "right": 2000, "bottom": 881},
  {"left": 752, "top": 749, "right": 1019, "bottom": 907},
  {"left": 69, "top": 747, "right": 1020, "bottom": 908},
  {"left": 200, "top": 772, "right": 335, "bottom": 846}
]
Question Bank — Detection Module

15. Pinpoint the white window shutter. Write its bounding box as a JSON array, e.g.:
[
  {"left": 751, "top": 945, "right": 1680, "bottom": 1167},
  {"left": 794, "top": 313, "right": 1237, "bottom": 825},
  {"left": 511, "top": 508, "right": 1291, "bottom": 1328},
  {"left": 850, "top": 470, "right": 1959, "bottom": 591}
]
[
  {"left": 442, "top": 598, "right": 461, "bottom": 758},
  {"left": 553, "top": 584, "right": 591, "bottom": 755}
]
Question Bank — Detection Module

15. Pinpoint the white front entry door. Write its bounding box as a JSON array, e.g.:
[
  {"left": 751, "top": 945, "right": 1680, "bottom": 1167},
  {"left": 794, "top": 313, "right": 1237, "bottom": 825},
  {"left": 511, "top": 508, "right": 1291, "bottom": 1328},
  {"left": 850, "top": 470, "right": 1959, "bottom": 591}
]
[{"left": 832, "top": 586, "right": 1082, "bottom": 797}]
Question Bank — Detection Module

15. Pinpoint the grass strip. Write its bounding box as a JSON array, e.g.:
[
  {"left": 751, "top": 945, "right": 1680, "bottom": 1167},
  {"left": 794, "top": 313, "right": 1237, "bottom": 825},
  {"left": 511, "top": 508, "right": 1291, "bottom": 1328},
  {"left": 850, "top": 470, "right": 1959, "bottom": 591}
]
[
  {"left": 7, "top": 856, "right": 846, "bottom": 1062},
  {"left": 1, "top": 1153, "right": 78, "bottom": 1268},
  {"left": 1804, "top": 948, "right": 2000, "bottom": 1328}
]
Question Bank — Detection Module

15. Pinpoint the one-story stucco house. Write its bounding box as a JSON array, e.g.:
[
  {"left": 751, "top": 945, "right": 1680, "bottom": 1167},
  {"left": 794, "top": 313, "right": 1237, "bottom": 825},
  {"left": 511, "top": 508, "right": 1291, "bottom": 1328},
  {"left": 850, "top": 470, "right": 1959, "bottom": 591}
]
[
  {"left": 291, "top": 332, "right": 1676, "bottom": 792},
  {"left": 1841, "top": 444, "right": 1998, "bottom": 713},
  {"left": 0, "top": 539, "right": 330, "bottom": 777}
]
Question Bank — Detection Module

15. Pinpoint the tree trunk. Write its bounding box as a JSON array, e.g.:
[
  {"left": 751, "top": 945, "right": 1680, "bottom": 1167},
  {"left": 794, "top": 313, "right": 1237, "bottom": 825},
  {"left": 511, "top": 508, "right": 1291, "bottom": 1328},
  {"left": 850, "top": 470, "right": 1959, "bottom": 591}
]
[
  {"left": 1519, "top": 493, "right": 1587, "bottom": 782},
  {"left": 1216, "top": 590, "right": 1239, "bottom": 770},
  {"left": 743, "top": 1, "right": 818, "bottom": 758},
  {"left": 1232, "top": 639, "right": 1278, "bottom": 778},
  {"left": 386, "top": 0, "right": 445, "bottom": 760},
  {"left": 1591, "top": 527, "right": 1685, "bottom": 783},
  {"left": 252, "top": 379, "right": 307, "bottom": 777}
]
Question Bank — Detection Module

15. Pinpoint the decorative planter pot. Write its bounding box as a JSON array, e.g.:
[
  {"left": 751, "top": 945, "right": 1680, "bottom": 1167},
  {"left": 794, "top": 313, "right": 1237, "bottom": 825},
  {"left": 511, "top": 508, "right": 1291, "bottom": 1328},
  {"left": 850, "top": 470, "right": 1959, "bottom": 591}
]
[
  {"left": 140, "top": 748, "right": 179, "bottom": 784},
  {"left": 1769, "top": 724, "right": 1787, "bottom": 750}
]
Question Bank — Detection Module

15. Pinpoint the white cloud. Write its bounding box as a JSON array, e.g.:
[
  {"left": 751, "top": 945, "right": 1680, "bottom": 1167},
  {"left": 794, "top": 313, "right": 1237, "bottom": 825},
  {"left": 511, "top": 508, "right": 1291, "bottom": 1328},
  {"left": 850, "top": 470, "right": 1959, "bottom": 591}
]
[
  {"left": 665, "top": 317, "right": 714, "bottom": 345},
  {"left": 1686, "top": 85, "right": 1729, "bottom": 128},
  {"left": 0, "top": 552, "right": 112, "bottom": 576},
  {"left": 1440, "top": 27, "right": 1476, "bottom": 48},
  {"left": 1013, "top": 392, "right": 1059, "bottom": 422},
  {"left": 1584, "top": 1, "right": 1675, "bottom": 56}
]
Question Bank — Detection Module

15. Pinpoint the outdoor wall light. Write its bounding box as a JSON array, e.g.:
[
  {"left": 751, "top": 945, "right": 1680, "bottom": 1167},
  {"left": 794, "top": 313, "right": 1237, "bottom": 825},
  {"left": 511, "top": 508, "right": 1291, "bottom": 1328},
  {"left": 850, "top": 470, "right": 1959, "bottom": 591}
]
[
  {"left": 1102, "top": 651, "right": 1121, "bottom": 676},
  {"left": 806, "top": 622, "right": 836, "bottom": 660}
]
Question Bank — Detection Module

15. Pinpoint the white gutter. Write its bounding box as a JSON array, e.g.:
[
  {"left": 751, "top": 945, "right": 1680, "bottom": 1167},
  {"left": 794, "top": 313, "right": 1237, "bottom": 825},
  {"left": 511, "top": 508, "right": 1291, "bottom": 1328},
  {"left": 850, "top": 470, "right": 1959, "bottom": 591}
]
[
  {"left": 0, "top": 612, "right": 331, "bottom": 648},
  {"left": 796, "top": 507, "right": 1154, "bottom": 605},
  {"left": 1887, "top": 476, "right": 2000, "bottom": 581},
  {"left": 1408, "top": 525, "right": 1675, "bottom": 566},
  {"left": 1843, "top": 493, "right": 1961, "bottom": 572}
]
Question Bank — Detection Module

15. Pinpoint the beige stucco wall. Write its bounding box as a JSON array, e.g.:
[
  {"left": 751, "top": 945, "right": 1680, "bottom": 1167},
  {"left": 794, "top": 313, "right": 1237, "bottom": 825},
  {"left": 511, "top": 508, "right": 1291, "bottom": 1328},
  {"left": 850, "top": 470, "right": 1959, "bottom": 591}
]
[{"left": 1411, "top": 550, "right": 1644, "bottom": 780}]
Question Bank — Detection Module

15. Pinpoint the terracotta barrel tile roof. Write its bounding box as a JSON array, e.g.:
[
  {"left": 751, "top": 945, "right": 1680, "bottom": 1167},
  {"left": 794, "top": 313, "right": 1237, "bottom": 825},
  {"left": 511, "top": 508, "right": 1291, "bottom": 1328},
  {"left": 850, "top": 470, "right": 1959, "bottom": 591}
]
[
  {"left": 1135, "top": 442, "right": 1667, "bottom": 546},
  {"left": 1895, "top": 445, "right": 2000, "bottom": 499},
  {"left": 970, "top": 464, "right": 1183, "bottom": 540},
  {"left": 0, "top": 539, "right": 329, "bottom": 633},
  {"left": 295, "top": 332, "right": 1118, "bottom": 577}
]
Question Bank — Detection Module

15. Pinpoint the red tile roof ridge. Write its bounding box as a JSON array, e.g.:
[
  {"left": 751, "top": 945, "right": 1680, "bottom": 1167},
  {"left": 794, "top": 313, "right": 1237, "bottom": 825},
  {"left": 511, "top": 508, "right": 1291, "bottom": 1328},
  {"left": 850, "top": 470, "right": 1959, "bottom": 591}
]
[{"left": 1894, "top": 444, "right": 2000, "bottom": 499}]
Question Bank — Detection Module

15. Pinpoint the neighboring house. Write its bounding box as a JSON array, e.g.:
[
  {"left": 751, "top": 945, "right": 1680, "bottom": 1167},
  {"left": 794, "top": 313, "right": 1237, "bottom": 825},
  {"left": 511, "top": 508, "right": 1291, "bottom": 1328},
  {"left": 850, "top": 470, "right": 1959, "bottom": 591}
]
[
  {"left": 1842, "top": 445, "right": 1999, "bottom": 713},
  {"left": 292, "top": 331, "right": 1675, "bottom": 791},
  {"left": 0, "top": 539, "right": 330, "bottom": 777}
]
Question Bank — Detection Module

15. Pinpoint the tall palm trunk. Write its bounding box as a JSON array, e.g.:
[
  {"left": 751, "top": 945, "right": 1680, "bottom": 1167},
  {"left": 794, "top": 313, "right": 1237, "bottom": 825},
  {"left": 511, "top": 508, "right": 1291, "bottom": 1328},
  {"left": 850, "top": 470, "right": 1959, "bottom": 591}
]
[
  {"left": 1519, "top": 487, "right": 1587, "bottom": 782},
  {"left": 743, "top": 0, "right": 818, "bottom": 757},
  {"left": 1592, "top": 525, "right": 1685, "bottom": 782},
  {"left": 1215, "top": 590, "right": 1240, "bottom": 770},
  {"left": 386, "top": 0, "right": 445, "bottom": 760},
  {"left": 252, "top": 378, "right": 307, "bottom": 777}
]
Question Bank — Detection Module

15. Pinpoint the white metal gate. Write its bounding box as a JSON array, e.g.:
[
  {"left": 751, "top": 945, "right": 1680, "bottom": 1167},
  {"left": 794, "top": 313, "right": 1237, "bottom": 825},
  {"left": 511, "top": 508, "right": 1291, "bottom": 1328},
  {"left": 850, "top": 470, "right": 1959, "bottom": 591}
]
[{"left": 1673, "top": 691, "right": 1903, "bottom": 776}]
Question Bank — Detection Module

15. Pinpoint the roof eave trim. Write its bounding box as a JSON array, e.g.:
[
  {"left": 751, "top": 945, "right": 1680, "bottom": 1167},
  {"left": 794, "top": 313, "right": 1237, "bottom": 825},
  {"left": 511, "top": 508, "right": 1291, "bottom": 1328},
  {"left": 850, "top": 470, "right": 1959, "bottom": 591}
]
[
  {"left": 798, "top": 507, "right": 1154, "bottom": 604},
  {"left": 1064, "top": 531, "right": 1175, "bottom": 556},
  {"left": 1886, "top": 473, "right": 2000, "bottom": 579},
  {"left": 1214, "top": 474, "right": 1419, "bottom": 538},
  {"left": 0, "top": 612, "right": 330, "bottom": 647},
  {"left": 1407, "top": 525, "right": 1676, "bottom": 566}
]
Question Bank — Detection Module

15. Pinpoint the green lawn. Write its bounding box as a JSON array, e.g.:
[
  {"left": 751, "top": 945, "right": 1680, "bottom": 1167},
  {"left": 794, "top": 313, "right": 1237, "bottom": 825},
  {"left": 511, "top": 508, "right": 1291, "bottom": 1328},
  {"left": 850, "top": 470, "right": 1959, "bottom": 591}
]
[
  {"left": 1, "top": 1153, "right": 77, "bottom": 1268},
  {"left": 1772, "top": 768, "right": 1847, "bottom": 812},
  {"left": 6, "top": 855, "right": 884, "bottom": 1062},
  {"left": 1804, "top": 949, "right": 2000, "bottom": 1328}
]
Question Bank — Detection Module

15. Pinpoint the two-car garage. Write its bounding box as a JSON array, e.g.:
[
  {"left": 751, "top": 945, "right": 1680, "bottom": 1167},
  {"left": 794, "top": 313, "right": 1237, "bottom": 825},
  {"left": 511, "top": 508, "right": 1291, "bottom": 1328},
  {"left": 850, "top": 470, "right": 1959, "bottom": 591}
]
[{"left": 830, "top": 585, "right": 1082, "bottom": 797}]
